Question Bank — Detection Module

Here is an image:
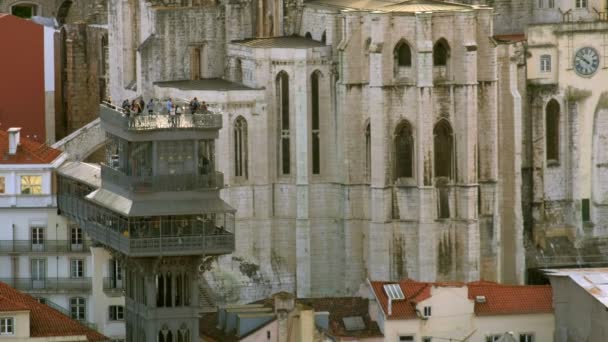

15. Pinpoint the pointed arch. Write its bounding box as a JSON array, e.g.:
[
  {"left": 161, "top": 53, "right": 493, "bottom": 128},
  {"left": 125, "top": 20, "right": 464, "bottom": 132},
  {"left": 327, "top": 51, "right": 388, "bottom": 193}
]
[
  {"left": 311, "top": 70, "right": 322, "bottom": 175},
  {"left": 365, "top": 121, "right": 371, "bottom": 181},
  {"left": 433, "top": 38, "right": 450, "bottom": 66},
  {"left": 234, "top": 116, "right": 248, "bottom": 178},
  {"left": 395, "top": 120, "right": 415, "bottom": 179},
  {"left": 321, "top": 31, "right": 327, "bottom": 44},
  {"left": 394, "top": 40, "right": 412, "bottom": 67},
  {"left": 546, "top": 99, "right": 560, "bottom": 162},
  {"left": 276, "top": 71, "right": 290, "bottom": 175},
  {"left": 434, "top": 119, "right": 453, "bottom": 179},
  {"left": 56, "top": 0, "right": 73, "bottom": 24},
  {"left": 305, "top": 32, "right": 312, "bottom": 39}
]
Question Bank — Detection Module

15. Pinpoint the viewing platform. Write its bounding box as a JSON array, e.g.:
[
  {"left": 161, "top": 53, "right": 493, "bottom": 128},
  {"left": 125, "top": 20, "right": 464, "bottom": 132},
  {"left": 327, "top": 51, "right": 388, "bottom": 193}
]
[{"left": 100, "top": 102, "right": 223, "bottom": 131}]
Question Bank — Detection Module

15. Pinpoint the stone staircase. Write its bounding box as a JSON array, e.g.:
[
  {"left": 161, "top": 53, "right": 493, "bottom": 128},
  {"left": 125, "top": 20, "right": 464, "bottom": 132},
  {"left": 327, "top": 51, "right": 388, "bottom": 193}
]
[{"left": 199, "top": 284, "right": 217, "bottom": 313}]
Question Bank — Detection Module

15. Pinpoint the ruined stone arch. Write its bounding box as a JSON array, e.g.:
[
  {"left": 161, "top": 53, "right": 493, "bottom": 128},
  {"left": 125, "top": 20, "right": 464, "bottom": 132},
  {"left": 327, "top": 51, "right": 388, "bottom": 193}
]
[
  {"left": 394, "top": 39, "right": 412, "bottom": 67},
  {"left": 433, "top": 38, "right": 450, "bottom": 66},
  {"left": 545, "top": 98, "right": 560, "bottom": 163},
  {"left": 56, "top": 0, "right": 73, "bottom": 25},
  {"left": 394, "top": 119, "right": 415, "bottom": 179}
]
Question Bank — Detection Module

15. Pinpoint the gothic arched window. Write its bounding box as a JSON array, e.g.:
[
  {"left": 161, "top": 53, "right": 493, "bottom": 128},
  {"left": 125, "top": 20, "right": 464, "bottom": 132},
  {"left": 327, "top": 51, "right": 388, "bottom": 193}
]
[
  {"left": 433, "top": 39, "right": 450, "bottom": 66},
  {"left": 321, "top": 31, "right": 327, "bottom": 44},
  {"left": 234, "top": 116, "right": 248, "bottom": 178},
  {"left": 395, "top": 121, "right": 414, "bottom": 179},
  {"left": 546, "top": 99, "right": 560, "bottom": 162},
  {"left": 394, "top": 40, "right": 412, "bottom": 67},
  {"left": 277, "top": 71, "right": 290, "bottom": 175},
  {"left": 311, "top": 71, "right": 322, "bottom": 175},
  {"left": 434, "top": 120, "right": 453, "bottom": 179},
  {"left": 365, "top": 122, "right": 371, "bottom": 181}
]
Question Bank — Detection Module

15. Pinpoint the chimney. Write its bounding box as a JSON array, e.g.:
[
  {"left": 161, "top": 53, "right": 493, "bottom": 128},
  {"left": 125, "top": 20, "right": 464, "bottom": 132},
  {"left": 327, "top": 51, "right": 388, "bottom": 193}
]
[{"left": 8, "top": 128, "right": 21, "bottom": 155}]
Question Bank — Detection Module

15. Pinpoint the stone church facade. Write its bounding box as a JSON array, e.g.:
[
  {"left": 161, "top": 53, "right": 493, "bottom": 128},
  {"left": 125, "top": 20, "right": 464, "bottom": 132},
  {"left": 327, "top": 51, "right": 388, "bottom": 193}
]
[{"left": 105, "top": 0, "right": 524, "bottom": 298}]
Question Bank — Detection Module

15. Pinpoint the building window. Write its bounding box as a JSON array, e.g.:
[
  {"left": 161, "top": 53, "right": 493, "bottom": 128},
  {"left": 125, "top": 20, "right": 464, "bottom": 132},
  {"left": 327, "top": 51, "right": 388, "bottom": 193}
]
[
  {"left": 70, "top": 297, "right": 86, "bottom": 321},
  {"left": 21, "top": 175, "right": 42, "bottom": 194},
  {"left": 395, "top": 120, "right": 414, "bottom": 179},
  {"left": 277, "top": 71, "right": 291, "bottom": 175},
  {"left": 0, "top": 318, "right": 13, "bottom": 335},
  {"left": 582, "top": 198, "right": 591, "bottom": 222},
  {"left": 0, "top": 177, "right": 5, "bottom": 194},
  {"left": 434, "top": 120, "right": 454, "bottom": 179},
  {"left": 399, "top": 336, "right": 414, "bottom": 342},
  {"left": 576, "top": 0, "right": 587, "bottom": 8},
  {"left": 537, "top": 0, "right": 543, "bottom": 7},
  {"left": 109, "top": 305, "right": 124, "bottom": 321},
  {"left": 365, "top": 123, "right": 371, "bottom": 181},
  {"left": 486, "top": 336, "right": 502, "bottom": 342},
  {"left": 422, "top": 338, "right": 432, "bottom": 342},
  {"left": 178, "top": 324, "right": 190, "bottom": 342},
  {"left": 546, "top": 99, "right": 560, "bottom": 162},
  {"left": 311, "top": 71, "right": 322, "bottom": 175},
  {"left": 321, "top": 31, "right": 327, "bottom": 44},
  {"left": 31, "top": 226, "right": 45, "bottom": 249},
  {"left": 305, "top": 32, "right": 312, "bottom": 39},
  {"left": 394, "top": 40, "right": 412, "bottom": 67},
  {"left": 540, "top": 55, "right": 551, "bottom": 72},
  {"left": 433, "top": 39, "right": 450, "bottom": 66},
  {"left": 70, "top": 226, "right": 83, "bottom": 250},
  {"left": 11, "top": 3, "right": 38, "bottom": 18},
  {"left": 159, "top": 325, "right": 173, "bottom": 342},
  {"left": 548, "top": 0, "right": 554, "bottom": 8},
  {"left": 70, "top": 259, "right": 84, "bottom": 278},
  {"left": 423, "top": 306, "right": 432, "bottom": 317},
  {"left": 234, "top": 116, "right": 248, "bottom": 178},
  {"left": 520, "top": 334, "right": 534, "bottom": 342}
]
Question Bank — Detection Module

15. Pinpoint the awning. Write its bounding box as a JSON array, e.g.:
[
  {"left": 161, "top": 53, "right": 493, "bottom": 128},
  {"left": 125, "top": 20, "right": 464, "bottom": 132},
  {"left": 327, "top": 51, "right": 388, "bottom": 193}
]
[{"left": 85, "top": 188, "right": 235, "bottom": 217}]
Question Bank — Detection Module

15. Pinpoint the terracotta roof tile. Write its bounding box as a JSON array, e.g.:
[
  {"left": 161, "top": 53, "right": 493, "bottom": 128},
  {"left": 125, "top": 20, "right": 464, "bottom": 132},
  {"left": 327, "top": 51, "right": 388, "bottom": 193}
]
[
  {"left": 370, "top": 280, "right": 553, "bottom": 319},
  {"left": 0, "top": 295, "right": 29, "bottom": 312},
  {"left": 0, "top": 282, "right": 108, "bottom": 341},
  {"left": 468, "top": 282, "right": 553, "bottom": 316},
  {"left": 0, "top": 130, "right": 62, "bottom": 164}
]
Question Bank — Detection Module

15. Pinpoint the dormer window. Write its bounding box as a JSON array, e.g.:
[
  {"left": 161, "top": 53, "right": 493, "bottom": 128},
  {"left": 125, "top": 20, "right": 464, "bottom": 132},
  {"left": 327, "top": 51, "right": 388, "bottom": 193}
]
[{"left": 0, "top": 317, "right": 14, "bottom": 335}]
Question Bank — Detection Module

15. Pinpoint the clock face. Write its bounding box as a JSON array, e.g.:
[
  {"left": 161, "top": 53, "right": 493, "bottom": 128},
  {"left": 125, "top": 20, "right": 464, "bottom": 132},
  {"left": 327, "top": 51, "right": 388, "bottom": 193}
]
[{"left": 574, "top": 47, "right": 600, "bottom": 76}]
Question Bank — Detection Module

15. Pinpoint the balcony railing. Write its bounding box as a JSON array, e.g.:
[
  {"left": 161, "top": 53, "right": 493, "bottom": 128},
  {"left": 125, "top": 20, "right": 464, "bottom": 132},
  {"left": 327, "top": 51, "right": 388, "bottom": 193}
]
[
  {"left": 86, "top": 222, "right": 235, "bottom": 257},
  {"left": 103, "top": 277, "right": 124, "bottom": 297},
  {"left": 0, "top": 277, "right": 92, "bottom": 291},
  {"left": 101, "top": 164, "right": 224, "bottom": 192},
  {"left": 100, "top": 103, "right": 222, "bottom": 131},
  {"left": 0, "top": 240, "right": 91, "bottom": 254}
]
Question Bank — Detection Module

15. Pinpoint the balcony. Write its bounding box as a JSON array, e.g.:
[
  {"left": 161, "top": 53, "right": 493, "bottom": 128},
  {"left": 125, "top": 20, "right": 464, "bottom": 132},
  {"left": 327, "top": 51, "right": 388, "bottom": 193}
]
[
  {"left": 101, "top": 164, "right": 224, "bottom": 192},
  {"left": 100, "top": 103, "right": 222, "bottom": 131},
  {"left": 0, "top": 240, "right": 91, "bottom": 254},
  {"left": 103, "top": 277, "right": 124, "bottom": 297},
  {"left": 85, "top": 222, "right": 235, "bottom": 257},
  {"left": 0, "top": 277, "right": 92, "bottom": 292}
]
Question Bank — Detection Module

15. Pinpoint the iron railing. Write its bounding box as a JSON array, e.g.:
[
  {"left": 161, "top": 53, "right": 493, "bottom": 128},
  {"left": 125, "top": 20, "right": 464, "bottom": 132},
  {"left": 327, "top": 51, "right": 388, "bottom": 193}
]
[
  {"left": 101, "top": 164, "right": 224, "bottom": 192},
  {"left": 100, "top": 103, "right": 222, "bottom": 131},
  {"left": 0, "top": 240, "right": 91, "bottom": 253},
  {"left": 0, "top": 277, "right": 92, "bottom": 291},
  {"left": 103, "top": 277, "right": 124, "bottom": 297},
  {"left": 85, "top": 221, "right": 235, "bottom": 257}
]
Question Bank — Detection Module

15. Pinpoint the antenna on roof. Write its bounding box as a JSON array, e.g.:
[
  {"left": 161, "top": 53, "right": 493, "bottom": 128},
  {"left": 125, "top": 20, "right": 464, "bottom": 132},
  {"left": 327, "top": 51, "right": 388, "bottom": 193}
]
[{"left": 383, "top": 284, "right": 405, "bottom": 316}]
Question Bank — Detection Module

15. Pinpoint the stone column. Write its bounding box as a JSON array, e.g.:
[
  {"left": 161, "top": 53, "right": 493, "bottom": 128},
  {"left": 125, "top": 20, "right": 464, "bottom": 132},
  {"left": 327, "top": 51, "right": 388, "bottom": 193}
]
[{"left": 294, "top": 59, "right": 311, "bottom": 296}]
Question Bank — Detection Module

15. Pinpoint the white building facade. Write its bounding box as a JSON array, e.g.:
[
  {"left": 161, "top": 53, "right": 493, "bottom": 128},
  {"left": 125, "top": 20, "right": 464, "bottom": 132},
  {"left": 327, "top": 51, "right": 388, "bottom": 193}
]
[{"left": 0, "top": 128, "right": 125, "bottom": 341}]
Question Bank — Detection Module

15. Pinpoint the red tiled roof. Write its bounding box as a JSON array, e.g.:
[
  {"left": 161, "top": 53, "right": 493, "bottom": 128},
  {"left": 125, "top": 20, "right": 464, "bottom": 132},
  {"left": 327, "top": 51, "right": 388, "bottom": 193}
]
[
  {"left": 369, "top": 280, "right": 433, "bottom": 319},
  {"left": 370, "top": 280, "right": 553, "bottom": 319},
  {"left": 0, "top": 295, "right": 29, "bottom": 312},
  {"left": 468, "top": 282, "right": 553, "bottom": 316},
  {"left": 0, "top": 282, "right": 108, "bottom": 341},
  {"left": 0, "top": 130, "right": 62, "bottom": 164}
]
